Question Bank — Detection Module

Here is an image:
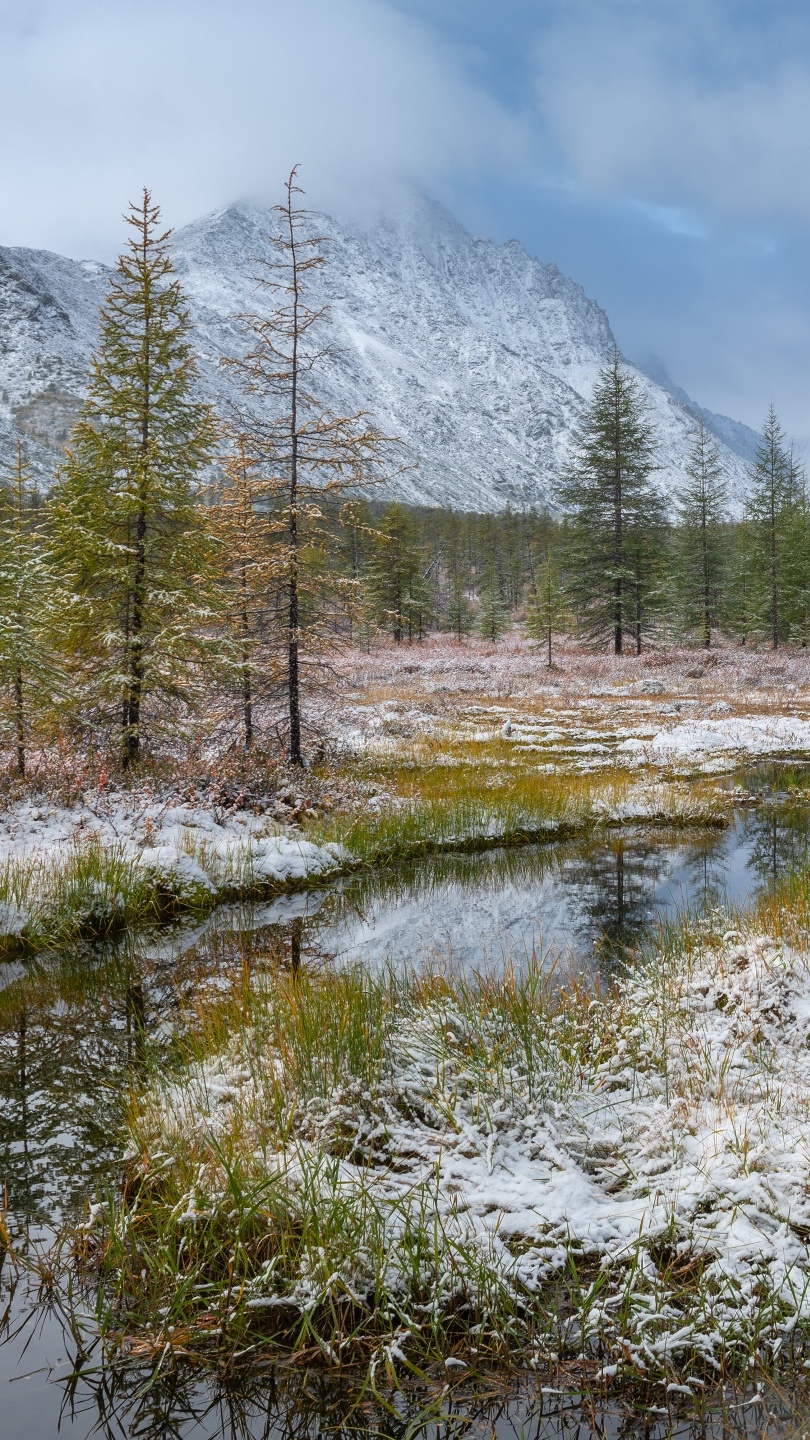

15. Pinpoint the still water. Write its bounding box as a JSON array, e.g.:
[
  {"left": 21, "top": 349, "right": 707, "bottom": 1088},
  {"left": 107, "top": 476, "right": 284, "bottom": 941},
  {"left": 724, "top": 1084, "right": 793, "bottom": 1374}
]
[{"left": 2, "top": 765, "right": 810, "bottom": 1438}]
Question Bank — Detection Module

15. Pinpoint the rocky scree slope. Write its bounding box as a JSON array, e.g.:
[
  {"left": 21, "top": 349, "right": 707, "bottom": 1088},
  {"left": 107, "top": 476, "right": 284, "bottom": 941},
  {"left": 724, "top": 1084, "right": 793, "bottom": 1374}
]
[{"left": 0, "top": 194, "right": 755, "bottom": 510}]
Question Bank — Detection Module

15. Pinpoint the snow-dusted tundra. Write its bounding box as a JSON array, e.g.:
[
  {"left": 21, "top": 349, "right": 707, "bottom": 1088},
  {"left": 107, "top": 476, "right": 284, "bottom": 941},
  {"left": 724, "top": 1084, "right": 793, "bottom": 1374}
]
[{"left": 128, "top": 922, "right": 810, "bottom": 1374}]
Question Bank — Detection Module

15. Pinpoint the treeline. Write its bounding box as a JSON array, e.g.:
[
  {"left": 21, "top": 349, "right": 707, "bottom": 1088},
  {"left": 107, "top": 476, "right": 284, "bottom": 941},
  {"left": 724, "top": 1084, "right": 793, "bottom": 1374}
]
[
  {"left": 336, "top": 373, "right": 810, "bottom": 661},
  {"left": 0, "top": 178, "right": 806, "bottom": 772}
]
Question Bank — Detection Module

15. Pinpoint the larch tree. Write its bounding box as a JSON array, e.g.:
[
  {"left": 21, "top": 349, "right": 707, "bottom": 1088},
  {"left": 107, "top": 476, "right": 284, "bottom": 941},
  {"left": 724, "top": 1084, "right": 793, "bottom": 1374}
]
[
  {"left": 50, "top": 190, "right": 216, "bottom": 766},
  {"left": 224, "top": 168, "right": 387, "bottom": 765},
  {"left": 205, "top": 438, "right": 282, "bottom": 748},
  {"left": 558, "top": 353, "right": 660, "bottom": 653},
  {"left": 676, "top": 421, "right": 728, "bottom": 648},
  {"left": 0, "top": 443, "right": 65, "bottom": 775}
]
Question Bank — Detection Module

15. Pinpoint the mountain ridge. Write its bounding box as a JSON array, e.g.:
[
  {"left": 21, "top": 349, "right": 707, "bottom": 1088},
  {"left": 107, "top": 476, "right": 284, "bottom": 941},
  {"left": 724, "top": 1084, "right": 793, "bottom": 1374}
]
[{"left": 0, "top": 193, "right": 759, "bottom": 509}]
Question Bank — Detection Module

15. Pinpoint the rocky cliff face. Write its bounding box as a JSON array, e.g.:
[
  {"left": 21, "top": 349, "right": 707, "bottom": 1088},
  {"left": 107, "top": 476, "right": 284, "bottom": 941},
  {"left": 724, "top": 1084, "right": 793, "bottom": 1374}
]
[{"left": 0, "top": 192, "right": 756, "bottom": 509}]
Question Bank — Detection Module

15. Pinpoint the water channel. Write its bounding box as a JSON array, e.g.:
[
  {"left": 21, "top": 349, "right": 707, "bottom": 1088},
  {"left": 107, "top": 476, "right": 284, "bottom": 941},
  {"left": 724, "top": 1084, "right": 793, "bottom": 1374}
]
[{"left": 2, "top": 764, "right": 810, "bottom": 1438}]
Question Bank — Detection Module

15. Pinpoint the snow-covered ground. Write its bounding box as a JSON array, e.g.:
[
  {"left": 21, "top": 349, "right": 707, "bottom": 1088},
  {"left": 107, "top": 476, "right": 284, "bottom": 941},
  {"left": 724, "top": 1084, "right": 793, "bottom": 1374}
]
[
  {"left": 0, "top": 791, "right": 348, "bottom": 929},
  {"left": 135, "top": 924, "right": 810, "bottom": 1373},
  {"left": 334, "top": 637, "right": 810, "bottom": 775},
  {"left": 649, "top": 716, "right": 810, "bottom": 768}
]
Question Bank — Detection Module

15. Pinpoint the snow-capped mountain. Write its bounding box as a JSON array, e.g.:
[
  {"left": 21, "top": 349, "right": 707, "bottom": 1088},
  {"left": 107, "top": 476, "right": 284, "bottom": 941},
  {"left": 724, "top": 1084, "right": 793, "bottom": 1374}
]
[{"left": 0, "top": 193, "right": 758, "bottom": 509}]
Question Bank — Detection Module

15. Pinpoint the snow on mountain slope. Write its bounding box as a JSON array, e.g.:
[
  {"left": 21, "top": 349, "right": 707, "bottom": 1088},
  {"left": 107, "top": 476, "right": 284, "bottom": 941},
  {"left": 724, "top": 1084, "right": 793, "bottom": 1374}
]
[{"left": 0, "top": 193, "right": 755, "bottom": 510}]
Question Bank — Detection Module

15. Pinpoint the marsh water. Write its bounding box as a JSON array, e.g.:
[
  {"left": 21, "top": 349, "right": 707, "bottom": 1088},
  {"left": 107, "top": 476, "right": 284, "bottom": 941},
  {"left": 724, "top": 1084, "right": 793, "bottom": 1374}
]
[{"left": 2, "top": 763, "right": 810, "bottom": 1438}]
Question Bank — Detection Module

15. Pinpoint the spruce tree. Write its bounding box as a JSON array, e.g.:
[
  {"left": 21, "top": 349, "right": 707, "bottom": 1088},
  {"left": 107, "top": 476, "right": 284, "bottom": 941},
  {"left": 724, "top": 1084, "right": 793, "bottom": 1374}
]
[
  {"left": 676, "top": 421, "right": 728, "bottom": 648},
  {"left": 0, "top": 443, "right": 64, "bottom": 775},
  {"left": 723, "top": 516, "right": 758, "bottom": 645},
  {"left": 748, "top": 404, "right": 793, "bottom": 649},
  {"left": 558, "top": 353, "right": 660, "bottom": 653},
  {"left": 783, "top": 450, "right": 810, "bottom": 644},
  {"left": 51, "top": 190, "right": 216, "bottom": 766},
  {"left": 366, "top": 503, "right": 430, "bottom": 641},
  {"left": 526, "top": 548, "right": 567, "bottom": 666},
  {"left": 443, "top": 511, "right": 473, "bottom": 641},
  {"left": 478, "top": 553, "right": 508, "bottom": 641}
]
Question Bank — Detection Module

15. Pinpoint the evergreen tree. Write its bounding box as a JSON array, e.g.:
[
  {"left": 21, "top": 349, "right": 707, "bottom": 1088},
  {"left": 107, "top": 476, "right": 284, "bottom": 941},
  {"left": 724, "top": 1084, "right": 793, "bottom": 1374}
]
[
  {"left": 0, "top": 443, "right": 64, "bottom": 775},
  {"left": 723, "top": 516, "right": 759, "bottom": 645},
  {"left": 526, "top": 547, "right": 567, "bottom": 666},
  {"left": 783, "top": 450, "right": 810, "bottom": 644},
  {"left": 50, "top": 190, "right": 216, "bottom": 766},
  {"left": 676, "top": 421, "right": 728, "bottom": 648},
  {"left": 558, "top": 353, "right": 660, "bottom": 653},
  {"left": 748, "top": 404, "right": 793, "bottom": 649},
  {"left": 478, "top": 551, "right": 508, "bottom": 641},
  {"left": 443, "top": 512, "right": 473, "bottom": 641},
  {"left": 339, "top": 499, "right": 377, "bottom": 644},
  {"left": 366, "top": 503, "right": 430, "bottom": 641}
]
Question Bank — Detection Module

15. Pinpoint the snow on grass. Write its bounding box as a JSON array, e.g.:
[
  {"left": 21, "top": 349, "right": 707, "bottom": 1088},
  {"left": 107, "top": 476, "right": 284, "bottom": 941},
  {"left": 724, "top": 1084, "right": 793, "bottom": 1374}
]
[
  {"left": 649, "top": 717, "right": 810, "bottom": 770},
  {"left": 0, "top": 794, "right": 349, "bottom": 950},
  {"left": 98, "top": 923, "right": 810, "bottom": 1376}
]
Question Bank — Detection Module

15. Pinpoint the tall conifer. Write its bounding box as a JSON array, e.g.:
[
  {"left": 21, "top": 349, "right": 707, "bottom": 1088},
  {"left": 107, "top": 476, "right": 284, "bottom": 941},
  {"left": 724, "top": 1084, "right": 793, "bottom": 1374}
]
[
  {"left": 558, "top": 354, "right": 661, "bottom": 653},
  {"left": 526, "top": 547, "right": 567, "bottom": 666},
  {"left": 677, "top": 421, "right": 728, "bottom": 647},
  {"left": 225, "top": 169, "right": 386, "bottom": 763},
  {"left": 0, "top": 443, "right": 64, "bottom": 775},
  {"left": 206, "top": 439, "right": 282, "bottom": 747},
  {"left": 51, "top": 191, "right": 216, "bottom": 766},
  {"left": 748, "top": 405, "right": 793, "bottom": 649},
  {"left": 366, "top": 503, "right": 430, "bottom": 642}
]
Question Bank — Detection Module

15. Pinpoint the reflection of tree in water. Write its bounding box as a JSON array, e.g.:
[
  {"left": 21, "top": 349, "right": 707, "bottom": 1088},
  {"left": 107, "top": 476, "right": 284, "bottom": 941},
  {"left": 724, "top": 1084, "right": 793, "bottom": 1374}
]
[
  {"left": 0, "top": 924, "right": 285, "bottom": 1233},
  {"left": 0, "top": 982, "right": 132, "bottom": 1224},
  {"left": 745, "top": 803, "right": 810, "bottom": 892},
  {"left": 560, "top": 833, "right": 703, "bottom": 966},
  {"left": 272, "top": 844, "right": 581, "bottom": 971},
  {"left": 673, "top": 827, "right": 737, "bottom": 915}
]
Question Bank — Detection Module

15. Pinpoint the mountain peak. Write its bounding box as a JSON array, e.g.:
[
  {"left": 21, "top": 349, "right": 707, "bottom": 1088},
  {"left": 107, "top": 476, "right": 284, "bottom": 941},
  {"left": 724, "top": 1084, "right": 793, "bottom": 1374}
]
[{"left": 0, "top": 194, "right": 757, "bottom": 507}]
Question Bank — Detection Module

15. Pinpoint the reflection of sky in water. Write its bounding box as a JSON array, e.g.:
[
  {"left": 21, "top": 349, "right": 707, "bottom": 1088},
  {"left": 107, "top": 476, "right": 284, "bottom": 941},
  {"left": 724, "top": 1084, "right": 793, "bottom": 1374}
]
[{"left": 285, "top": 807, "right": 810, "bottom": 974}]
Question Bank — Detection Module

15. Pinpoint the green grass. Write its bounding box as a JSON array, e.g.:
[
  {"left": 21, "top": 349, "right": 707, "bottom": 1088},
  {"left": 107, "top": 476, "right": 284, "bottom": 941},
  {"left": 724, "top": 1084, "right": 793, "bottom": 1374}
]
[
  {"left": 69, "top": 906, "right": 810, "bottom": 1385},
  {"left": 0, "top": 841, "right": 172, "bottom": 956},
  {"left": 0, "top": 761, "right": 729, "bottom": 959},
  {"left": 310, "top": 763, "right": 728, "bottom": 868}
]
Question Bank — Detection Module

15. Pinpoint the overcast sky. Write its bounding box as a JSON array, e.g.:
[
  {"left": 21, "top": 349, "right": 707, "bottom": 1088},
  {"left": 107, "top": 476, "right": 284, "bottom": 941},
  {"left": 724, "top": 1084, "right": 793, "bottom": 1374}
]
[{"left": 3, "top": 0, "right": 810, "bottom": 443}]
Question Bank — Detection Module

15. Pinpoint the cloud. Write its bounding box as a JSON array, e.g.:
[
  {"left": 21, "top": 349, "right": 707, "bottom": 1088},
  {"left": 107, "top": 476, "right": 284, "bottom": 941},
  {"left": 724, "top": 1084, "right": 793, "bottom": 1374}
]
[
  {"left": 531, "top": 0, "right": 810, "bottom": 224},
  {"left": 0, "top": 0, "right": 523, "bottom": 257}
]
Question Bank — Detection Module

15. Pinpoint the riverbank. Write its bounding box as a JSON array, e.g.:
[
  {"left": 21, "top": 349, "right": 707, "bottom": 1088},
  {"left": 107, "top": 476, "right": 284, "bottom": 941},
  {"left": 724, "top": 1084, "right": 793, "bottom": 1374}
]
[
  {"left": 73, "top": 877, "right": 810, "bottom": 1387},
  {"left": 0, "top": 770, "right": 729, "bottom": 957}
]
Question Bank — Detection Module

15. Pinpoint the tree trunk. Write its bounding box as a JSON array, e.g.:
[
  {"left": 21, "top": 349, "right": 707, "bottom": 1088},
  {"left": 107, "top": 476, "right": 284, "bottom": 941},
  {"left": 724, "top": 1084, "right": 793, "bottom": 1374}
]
[
  {"left": 613, "top": 381, "right": 623, "bottom": 655},
  {"left": 701, "top": 498, "right": 711, "bottom": 648},
  {"left": 124, "top": 216, "right": 152, "bottom": 771},
  {"left": 771, "top": 466, "right": 779, "bottom": 650},
  {"left": 240, "top": 565, "right": 253, "bottom": 748},
  {"left": 123, "top": 505, "right": 146, "bottom": 769},
  {"left": 286, "top": 183, "right": 303, "bottom": 767},
  {"left": 14, "top": 666, "right": 24, "bottom": 778}
]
